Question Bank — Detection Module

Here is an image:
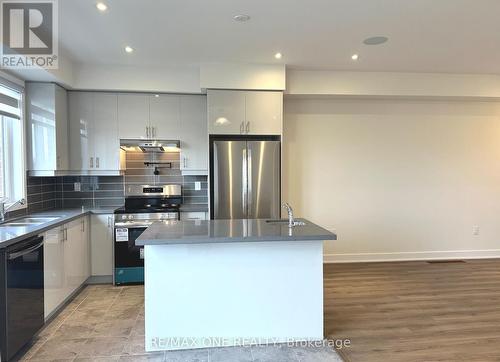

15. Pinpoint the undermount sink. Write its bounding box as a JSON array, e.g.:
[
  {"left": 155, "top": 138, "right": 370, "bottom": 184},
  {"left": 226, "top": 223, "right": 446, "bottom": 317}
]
[{"left": 1, "top": 216, "right": 61, "bottom": 227}]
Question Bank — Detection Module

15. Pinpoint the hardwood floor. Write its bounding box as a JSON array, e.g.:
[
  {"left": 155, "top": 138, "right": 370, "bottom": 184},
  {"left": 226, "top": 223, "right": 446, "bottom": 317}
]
[{"left": 324, "top": 259, "right": 500, "bottom": 362}]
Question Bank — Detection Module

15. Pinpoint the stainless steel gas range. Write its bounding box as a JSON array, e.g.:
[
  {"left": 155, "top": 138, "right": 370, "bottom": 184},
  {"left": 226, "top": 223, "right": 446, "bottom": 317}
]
[{"left": 113, "top": 184, "right": 181, "bottom": 285}]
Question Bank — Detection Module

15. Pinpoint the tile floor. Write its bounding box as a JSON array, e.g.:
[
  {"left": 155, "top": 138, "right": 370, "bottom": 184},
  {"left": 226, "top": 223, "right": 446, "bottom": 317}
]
[{"left": 17, "top": 284, "right": 343, "bottom": 362}]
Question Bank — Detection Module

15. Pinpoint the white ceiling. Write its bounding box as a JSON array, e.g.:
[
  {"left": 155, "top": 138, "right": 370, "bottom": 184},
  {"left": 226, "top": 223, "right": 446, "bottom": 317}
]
[{"left": 60, "top": 0, "right": 500, "bottom": 74}]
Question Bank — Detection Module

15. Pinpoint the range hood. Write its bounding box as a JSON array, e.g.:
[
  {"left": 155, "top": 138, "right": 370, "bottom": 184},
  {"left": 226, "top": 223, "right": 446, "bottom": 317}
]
[{"left": 120, "top": 139, "right": 180, "bottom": 153}]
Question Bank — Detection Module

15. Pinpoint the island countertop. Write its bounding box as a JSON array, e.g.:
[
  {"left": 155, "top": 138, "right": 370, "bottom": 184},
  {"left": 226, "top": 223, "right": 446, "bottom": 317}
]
[{"left": 136, "top": 218, "right": 336, "bottom": 245}]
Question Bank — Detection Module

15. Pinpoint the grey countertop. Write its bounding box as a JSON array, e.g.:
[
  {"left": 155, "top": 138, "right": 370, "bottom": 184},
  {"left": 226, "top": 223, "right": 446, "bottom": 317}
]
[
  {"left": 136, "top": 218, "right": 337, "bottom": 246},
  {"left": 0, "top": 207, "right": 119, "bottom": 249}
]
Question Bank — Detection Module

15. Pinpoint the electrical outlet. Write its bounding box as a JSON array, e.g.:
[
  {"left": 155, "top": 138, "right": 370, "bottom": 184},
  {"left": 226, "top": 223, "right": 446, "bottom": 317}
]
[
  {"left": 195, "top": 181, "right": 201, "bottom": 191},
  {"left": 74, "top": 182, "right": 81, "bottom": 192},
  {"left": 472, "top": 226, "right": 480, "bottom": 236}
]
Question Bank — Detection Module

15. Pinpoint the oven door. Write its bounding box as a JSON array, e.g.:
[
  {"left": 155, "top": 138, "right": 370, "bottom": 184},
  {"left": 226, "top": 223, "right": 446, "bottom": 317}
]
[{"left": 114, "top": 225, "right": 148, "bottom": 285}]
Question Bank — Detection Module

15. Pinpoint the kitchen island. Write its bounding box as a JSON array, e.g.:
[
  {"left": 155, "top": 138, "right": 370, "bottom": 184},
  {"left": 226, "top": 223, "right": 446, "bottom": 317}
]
[{"left": 136, "top": 218, "right": 336, "bottom": 351}]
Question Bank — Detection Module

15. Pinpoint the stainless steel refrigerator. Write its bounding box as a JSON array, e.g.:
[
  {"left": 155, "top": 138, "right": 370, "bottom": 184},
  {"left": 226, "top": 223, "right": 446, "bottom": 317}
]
[{"left": 210, "top": 138, "right": 281, "bottom": 219}]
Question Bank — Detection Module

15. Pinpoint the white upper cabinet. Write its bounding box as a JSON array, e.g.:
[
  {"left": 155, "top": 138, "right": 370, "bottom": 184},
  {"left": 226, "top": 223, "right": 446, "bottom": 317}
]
[
  {"left": 117, "top": 94, "right": 150, "bottom": 139},
  {"left": 245, "top": 91, "right": 282, "bottom": 135},
  {"left": 207, "top": 90, "right": 282, "bottom": 135},
  {"left": 55, "top": 86, "right": 70, "bottom": 169},
  {"left": 208, "top": 90, "right": 246, "bottom": 134},
  {"left": 118, "top": 93, "right": 183, "bottom": 140},
  {"left": 180, "top": 95, "right": 208, "bottom": 174},
  {"left": 93, "top": 93, "right": 120, "bottom": 170},
  {"left": 69, "top": 91, "right": 92, "bottom": 171},
  {"left": 68, "top": 92, "right": 121, "bottom": 173},
  {"left": 149, "top": 94, "right": 181, "bottom": 139},
  {"left": 26, "top": 83, "right": 69, "bottom": 175}
]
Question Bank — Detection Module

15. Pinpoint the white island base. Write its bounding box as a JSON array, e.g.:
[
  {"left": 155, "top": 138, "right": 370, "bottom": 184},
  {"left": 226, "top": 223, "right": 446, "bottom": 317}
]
[{"left": 144, "top": 240, "right": 324, "bottom": 351}]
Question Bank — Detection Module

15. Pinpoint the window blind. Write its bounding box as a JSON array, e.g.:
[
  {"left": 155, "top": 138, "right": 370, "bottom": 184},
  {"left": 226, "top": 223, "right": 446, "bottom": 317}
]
[{"left": 0, "top": 83, "right": 22, "bottom": 120}]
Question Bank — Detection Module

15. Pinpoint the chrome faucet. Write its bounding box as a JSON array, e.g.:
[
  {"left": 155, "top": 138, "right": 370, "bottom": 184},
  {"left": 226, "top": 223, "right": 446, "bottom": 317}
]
[
  {"left": 282, "top": 202, "right": 295, "bottom": 228},
  {"left": 0, "top": 198, "right": 26, "bottom": 222}
]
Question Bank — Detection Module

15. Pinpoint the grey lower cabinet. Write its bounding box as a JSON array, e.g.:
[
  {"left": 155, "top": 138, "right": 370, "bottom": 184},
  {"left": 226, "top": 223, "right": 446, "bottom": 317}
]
[
  {"left": 90, "top": 214, "right": 114, "bottom": 278},
  {"left": 43, "top": 216, "right": 90, "bottom": 319}
]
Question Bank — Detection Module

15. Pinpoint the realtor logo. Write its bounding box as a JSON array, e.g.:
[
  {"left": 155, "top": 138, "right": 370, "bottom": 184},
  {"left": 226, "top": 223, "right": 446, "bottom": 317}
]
[{"left": 1, "top": 0, "right": 58, "bottom": 68}]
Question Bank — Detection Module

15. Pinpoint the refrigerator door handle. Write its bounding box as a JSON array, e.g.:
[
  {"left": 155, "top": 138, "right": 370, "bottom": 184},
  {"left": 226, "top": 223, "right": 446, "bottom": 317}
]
[
  {"left": 242, "top": 148, "right": 248, "bottom": 216},
  {"left": 247, "top": 148, "right": 252, "bottom": 217}
]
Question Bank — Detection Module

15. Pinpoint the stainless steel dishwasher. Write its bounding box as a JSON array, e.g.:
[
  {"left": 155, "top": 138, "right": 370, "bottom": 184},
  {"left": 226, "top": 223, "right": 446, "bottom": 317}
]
[{"left": 0, "top": 235, "right": 44, "bottom": 361}]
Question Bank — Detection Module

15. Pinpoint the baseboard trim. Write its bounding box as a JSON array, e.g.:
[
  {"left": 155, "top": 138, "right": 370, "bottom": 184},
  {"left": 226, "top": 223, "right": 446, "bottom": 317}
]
[
  {"left": 324, "top": 249, "right": 500, "bottom": 263},
  {"left": 86, "top": 275, "right": 113, "bottom": 284}
]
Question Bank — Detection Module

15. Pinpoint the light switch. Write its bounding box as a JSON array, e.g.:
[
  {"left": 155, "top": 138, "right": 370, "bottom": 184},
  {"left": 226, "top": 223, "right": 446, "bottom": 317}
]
[
  {"left": 74, "top": 182, "right": 81, "bottom": 192},
  {"left": 195, "top": 181, "right": 201, "bottom": 191}
]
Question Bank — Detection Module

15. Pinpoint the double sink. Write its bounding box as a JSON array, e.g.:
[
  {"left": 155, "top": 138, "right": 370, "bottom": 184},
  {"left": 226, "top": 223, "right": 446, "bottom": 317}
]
[{"left": 0, "top": 216, "right": 61, "bottom": 228}]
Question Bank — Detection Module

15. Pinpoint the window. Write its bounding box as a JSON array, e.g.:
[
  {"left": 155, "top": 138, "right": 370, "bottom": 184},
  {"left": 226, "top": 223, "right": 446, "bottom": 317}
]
[{"left": 0, "top": 79, "right": 26, "bottom": 209}]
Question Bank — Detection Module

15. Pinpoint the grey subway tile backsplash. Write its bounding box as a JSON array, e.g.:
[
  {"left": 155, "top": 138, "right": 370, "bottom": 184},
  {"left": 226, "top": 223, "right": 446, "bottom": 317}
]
[
  {"left": 123, "top": 150, "right": 208, "bottom": 208},
  {"left": 7, "top": 150, "right": 208, "bottom": 220}
]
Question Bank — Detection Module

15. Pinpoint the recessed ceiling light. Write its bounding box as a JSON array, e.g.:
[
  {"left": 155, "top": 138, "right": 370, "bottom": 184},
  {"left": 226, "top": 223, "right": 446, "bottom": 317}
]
[
  {"left": 274, "top": 52, "right": 282, "bottom": 59},
  {"left": 125, "top": 46, "right": 134, "bottom": 53},
  {"left": 96, "top": 2, "right": 107, "bottom": 11},
  {"left": 154, "top": 94, "right": 159, "bottom": 98},
  {"left": 351, "top": 54, "right": 359, "bottom": 61},
  {"left": 363, "top": 36, "right": 388, "bottom": 45},
  {"left": 233, "top": 14, "right": 250, "bottom": 22}
]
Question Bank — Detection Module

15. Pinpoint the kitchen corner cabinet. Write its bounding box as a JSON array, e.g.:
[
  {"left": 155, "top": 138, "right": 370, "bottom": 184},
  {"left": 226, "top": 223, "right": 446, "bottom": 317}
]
[
  {"left": 90, "top": 214, "right": 114, "bottom": 277},
  {"left": 117, "top": 93, "right": 181, "bottom": 140},
  {"left": 43, "top": 215, "right": 90, "bottom": 319},
  {"left": 208, "top": 90, "right": 282, "bottom": 135},
  {"left": 26, "top": 83, "right": 69, "bottom": 175},
  {"left": 68, "top": 92, "right": 122, "bottom": 173},
  {"left": 180, "top": 95, "right": 208, "bottom": 174}
]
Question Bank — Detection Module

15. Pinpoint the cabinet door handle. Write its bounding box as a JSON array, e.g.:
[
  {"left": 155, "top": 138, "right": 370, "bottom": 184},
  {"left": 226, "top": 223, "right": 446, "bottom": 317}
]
[
  {"left": 81, "top": 219, "right": 85, "bottom": 232},
  {"left": 107, "top": 216, "right": 111, "bottom": 228},
  {"left": 240, "top": 121, "right": 244, "bottom": 134},
  {"left": 96, "top": 157, "right": 100, "bottom": 168},
  {"left": 183, "top": 157, "right": 187, "bottom": 168},
  {"left": 56, "top": 155, "right": 60, "bottom": 169},
  {"left": 246, "top": 121, "right": 250, "bottom": 134},
  {"left": 146, "top": 126, "right": 149, "bottom": 138},
  {"left": 152, "top": 126, "right": 156, "bottom": 138},
  {"left": 90, "top": 157, "right": 94, "bottom": 168}
]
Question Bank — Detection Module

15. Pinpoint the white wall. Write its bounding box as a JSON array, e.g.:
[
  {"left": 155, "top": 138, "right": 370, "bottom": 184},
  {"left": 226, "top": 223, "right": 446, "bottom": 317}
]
[
  {"left": 283, "top": 97, "right": 500, "bottom": 262},
  {"left": 200, "top": 63, "right": 286, "bottom": 90},
  {"left": 287, "top": 70, "right": 500, "bottom": 98},
  {"left": 7, "top": 48, "right": 75, "bottom": 87},
  {"left": 72, "top": 63, "right": 201, "bottom": 93}
]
